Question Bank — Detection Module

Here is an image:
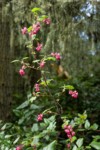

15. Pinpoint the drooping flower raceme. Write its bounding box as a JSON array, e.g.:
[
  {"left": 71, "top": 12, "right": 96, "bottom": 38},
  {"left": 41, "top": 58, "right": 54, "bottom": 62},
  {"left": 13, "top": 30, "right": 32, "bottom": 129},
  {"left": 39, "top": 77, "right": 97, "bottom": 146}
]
[
  {"left": 69, "top": 90, "right": 78, "bottom": 99},
  {"left": 29, "top": 22, "right": 40, "bottom": 37},
  {"left": 64, "top": 125, "right": 75, "bottom": 140},
  {"left": 21, "top": 27, "right": 27, "bottom": 35},
  {"left": 37, "top": 114, "right": 43, "bottom": 121},
  {"left": 36, "top": 43, "right": 42, "bottom": 51}
]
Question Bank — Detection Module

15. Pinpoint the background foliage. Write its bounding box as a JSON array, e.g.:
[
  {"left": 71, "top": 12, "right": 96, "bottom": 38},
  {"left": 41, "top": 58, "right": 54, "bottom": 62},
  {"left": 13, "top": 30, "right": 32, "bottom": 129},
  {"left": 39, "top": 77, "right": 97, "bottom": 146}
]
[{"left": 0, "top": 0, "right": 100, "bottom": 149}]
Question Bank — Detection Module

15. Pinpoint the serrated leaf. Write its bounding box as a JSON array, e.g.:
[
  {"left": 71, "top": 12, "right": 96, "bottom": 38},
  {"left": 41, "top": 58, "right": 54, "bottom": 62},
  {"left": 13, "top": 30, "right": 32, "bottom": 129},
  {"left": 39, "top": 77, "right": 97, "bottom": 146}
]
[
  {"left": 76, "top": 138, "right": 83, "bottom": 147},
  {"left": 90, "top": 141, "right": 100, "bottom": 150}
]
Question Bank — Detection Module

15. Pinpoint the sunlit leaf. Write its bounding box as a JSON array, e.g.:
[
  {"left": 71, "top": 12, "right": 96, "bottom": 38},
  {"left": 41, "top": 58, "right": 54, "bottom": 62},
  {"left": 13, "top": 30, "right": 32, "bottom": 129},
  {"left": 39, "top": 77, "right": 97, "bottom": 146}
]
[
  {"left": 76, "top": 138, "right": 83, "bottom": 147},
  {"left": 31, "top": 7, "right": 42, "bottom": 13},
  {"left": 90, "top": 141, "right": 100, "bottom": 150}
]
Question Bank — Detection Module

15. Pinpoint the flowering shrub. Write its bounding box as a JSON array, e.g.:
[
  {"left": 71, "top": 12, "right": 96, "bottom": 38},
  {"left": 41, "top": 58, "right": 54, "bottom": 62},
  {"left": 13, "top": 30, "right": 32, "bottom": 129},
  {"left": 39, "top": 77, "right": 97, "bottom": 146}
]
[{"left": 0, "top": 7, "right": 99, "bottom": 150}]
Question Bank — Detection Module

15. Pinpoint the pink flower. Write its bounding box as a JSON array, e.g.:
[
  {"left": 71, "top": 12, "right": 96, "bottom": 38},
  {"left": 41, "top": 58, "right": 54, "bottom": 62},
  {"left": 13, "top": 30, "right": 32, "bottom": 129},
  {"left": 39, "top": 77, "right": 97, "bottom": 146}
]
[
  {"left": 64, "top": 129, "right": 70, "bottom": 134},
  {"left": 55, "top": 53, "right": 61, "bottom": 60},
  {"left": 71, "top": 131, "right": 75, "bottom": 136},
  {"left": 51, "top": 52, "right": 56, "bottom": 57},
  {"left": 40, "top": 61, "right": 45, "bottom": 68},
  {"left": 69, "top": 90, "right": 73, "bottom": 95},
  {"left": 69, "top": 90, "right": 78, "bottom": 99},
  {"left": 22, "top": 65, "right": 26, "bottom": 70},
  {"left": 67, "top": 125, "right": 72, "bottom": 130},
  {"left": 36, "top": 43, "right": 42, "bottom": 51},
  {"left": 43, "top": 18, "right": 51, "bottom": 25},
  {"left": 33, "top": 27, "right": 40, "bottom": 34},
  {"left": 71, "top": 91, "right": 78, "bottom": 98},
  {"left": 37, "top": 114, "right": 43, "bottom": 121},
  {"left": 16, "top": 145, "right": 22, "bottom": 150},
  {"left": 51, "top": 52, "right": 61, "bottom": 60},
  {"left": 32, "top": 22, "right": 40, "bottom": 34},
  {"left": 19, "top": 69, "right": 25, "bottom": 76},
  {"left": 67, "top": 143, "right": 71, "bottom": 149},
  {"left": 34, "top": 83, "right": 40, "bottom": 92},
  {"left": 21, "top": 27, "right": 27, "bottom": 34}
]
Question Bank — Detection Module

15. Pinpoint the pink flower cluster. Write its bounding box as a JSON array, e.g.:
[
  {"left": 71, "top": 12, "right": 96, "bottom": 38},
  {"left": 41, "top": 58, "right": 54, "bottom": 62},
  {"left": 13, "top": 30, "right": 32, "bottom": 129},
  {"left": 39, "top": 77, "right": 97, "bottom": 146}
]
[
  {"left": 21, "top": 27, "right": 27, "bottom": 35},
  {"left": 29, "top": 22, "right": 40, "bottom": 36},
  {"left": 37, "top": 114, "right": 43, "bottom": 121},
  {"left": 43, "top": 18, "right": 51, "bottom": 25},
  {"left": 36, "top": 43, "right": 42, "bottom": 52},
  {"left": 40, "top": 61, "right": 45, "bottom": 68},
  {"left": 64, "top": 125, "right": 75, "bottom": 140},
  {"left": 34, "top": 83, "right": 40, "bottom": 92},
  {"left": 51, "top": 52, "right": 61, "bottom": 60},
  {"left": 69, "top": 90, "right": 78, "bottom": 99}
]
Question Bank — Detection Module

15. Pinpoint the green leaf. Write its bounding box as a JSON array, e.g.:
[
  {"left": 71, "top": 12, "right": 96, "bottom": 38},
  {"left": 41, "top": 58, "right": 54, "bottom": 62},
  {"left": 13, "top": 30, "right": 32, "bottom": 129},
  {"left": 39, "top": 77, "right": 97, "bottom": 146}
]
[
  {"left": 5, "top": 135, "right": 12, "bottom": 139},
  {"left": 32, "top": 60, "right": 40, "bottom": 63},
  {"left": 31, "top": 136, "right": 39, "bottom": 145},
  {"left": 29, "top": 96, "right": 36, "bottom": 103},
  {"left": 90, "top": 141, "right": 100, "bottom": 150},
  {"left": 90, "top": 123, "right": 98, "bottom": 130},
  {"left": 13, "top": 136, "right": 20, "bottom": 144},
  {"left": 28, "top": 26, "right": 32, "bottom": 32},
  {"left": 72, "top": 136, "right": 77, "bottom": 142},
  {"left": 85, "top": 120, "right": 90, "bottom": 129},
  {"left": 18, "top": 117, "right": 25, "bottom": 124},
  {"left": 31, "top": 123, "right": 39, "bottom": 132},
  {"left": 43, "top": 140, "right": 57, "bottom": 150},
  {"left": 11, "top": 60, "right": 20, "bottom": 63},
  {"left": 17, "top": 101, "right": 29, "bottom": 109},
  {"left": 30, "top": 104, "right": 40, "bottom": 109},
  {"left": 22, "top": 57, "right": 29, "bottom": 60},
  {"left": 72, "top": 145, "right": 78, "bottom": 150},
  {"left": 45, "top": 57, "right": 56, "bottom": 61},
  {"left": 92, "top": 136, "right": 100, "bottom": 140},
  {"left": 31, "top": 7, "right": 42, "bottom": 13},
  {"left": 76, "top": 138, "right": 83, "bottom": 147},
  {"left": 63, "top": 85, "right": 74, "bottom": 90}
]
